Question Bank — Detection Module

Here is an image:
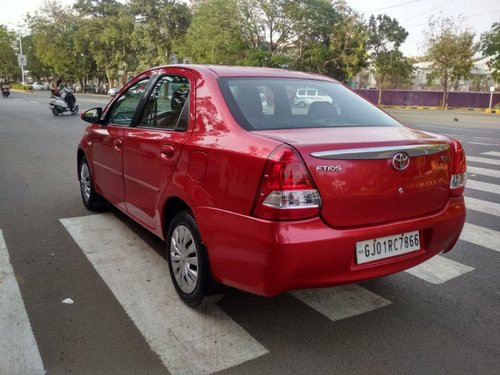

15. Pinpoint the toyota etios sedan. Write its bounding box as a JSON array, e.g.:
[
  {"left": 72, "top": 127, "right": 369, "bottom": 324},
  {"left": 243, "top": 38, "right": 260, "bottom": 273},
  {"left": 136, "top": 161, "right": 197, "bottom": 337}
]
[{"left": 78, "top": 65, "right": 466, "bottom": 307}]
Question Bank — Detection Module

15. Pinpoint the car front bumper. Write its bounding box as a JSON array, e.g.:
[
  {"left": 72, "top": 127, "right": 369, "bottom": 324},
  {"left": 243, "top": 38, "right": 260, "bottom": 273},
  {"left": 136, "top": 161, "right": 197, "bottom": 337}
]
[{"left": 195, "top": 197, "right": 465, "bottom": 296}]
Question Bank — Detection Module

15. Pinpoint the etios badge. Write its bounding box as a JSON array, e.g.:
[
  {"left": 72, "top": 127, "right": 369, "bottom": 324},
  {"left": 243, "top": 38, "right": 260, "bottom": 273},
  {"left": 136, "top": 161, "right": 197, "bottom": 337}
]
[{"left": 392, "top": 153, "right": 410, "bottom": 171}]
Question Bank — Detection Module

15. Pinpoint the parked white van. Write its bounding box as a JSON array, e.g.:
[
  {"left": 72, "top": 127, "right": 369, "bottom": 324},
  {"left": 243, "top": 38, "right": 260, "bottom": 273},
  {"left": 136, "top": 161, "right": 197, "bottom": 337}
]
[{"left": 294, "top": 88, "right": 333, "bottom": 107}]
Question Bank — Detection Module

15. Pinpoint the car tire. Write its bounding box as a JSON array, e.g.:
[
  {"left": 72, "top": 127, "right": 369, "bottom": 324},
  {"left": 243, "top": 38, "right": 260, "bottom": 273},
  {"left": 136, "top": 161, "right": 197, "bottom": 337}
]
[
  {"left": 167, "top": 211, "right": 224, "bottom": 307},
  {"left": 78, "top": 156, "right": 106, "bottom": 211}
]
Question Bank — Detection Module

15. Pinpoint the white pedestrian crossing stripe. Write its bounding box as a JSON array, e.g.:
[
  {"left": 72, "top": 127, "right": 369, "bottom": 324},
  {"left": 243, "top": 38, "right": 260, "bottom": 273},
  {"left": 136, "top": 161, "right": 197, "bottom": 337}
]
[
  {"left": 466, "top": 180, "right": 500, "bottom": 195},
  {"left": 460, "top": 223, "right": 500, "bottom": 253},
  {"left": 467, "top": 142, "right": 497, "bottom": 146},
  {"left": 467, "top": 166, "right": 500, "bottom": 179},
  {"left": 405, "top": 255, "right": 473, "bottom": 284},
  {"left": 0, "top": 230, "right": 45, "bottom": 375},
  {"left": 60, "top": 214, "right": 268, "bottom": 375},
  {"left": 60, "top": 213, "right": 477, "bottom": 335},
  {"left": 291, "top": 285, "right": 391, "bottom": 321},
  {"left": 465, "top": 197, "right": 500, "bottom": 216},
  {"left": 482, "top": 151, "right": 500, "bottom": 157},
  {"left": 467, "top": 156, "right": 500, "bottom": 166}
]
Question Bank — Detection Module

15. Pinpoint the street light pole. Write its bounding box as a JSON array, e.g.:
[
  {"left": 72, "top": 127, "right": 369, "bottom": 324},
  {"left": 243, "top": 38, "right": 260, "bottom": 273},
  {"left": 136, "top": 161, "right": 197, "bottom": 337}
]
[
  {"left": 19, "top": 29, "right": 24, "bottom": 83},
  {"left": 17, "top": 25, "right": 25, "bottom": 84},
  {"left": 10, "top": 23, "right": 26, "bottom": 84}
]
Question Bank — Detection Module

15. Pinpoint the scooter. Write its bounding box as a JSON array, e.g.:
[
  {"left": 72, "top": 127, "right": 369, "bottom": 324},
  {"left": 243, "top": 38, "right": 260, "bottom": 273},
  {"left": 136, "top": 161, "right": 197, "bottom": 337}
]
[
  {"left": 49, "top": 87, "right": 79, "bottom": 116},
  {"left": 1, "top": 85, "right": 10, "bottom": 98}
]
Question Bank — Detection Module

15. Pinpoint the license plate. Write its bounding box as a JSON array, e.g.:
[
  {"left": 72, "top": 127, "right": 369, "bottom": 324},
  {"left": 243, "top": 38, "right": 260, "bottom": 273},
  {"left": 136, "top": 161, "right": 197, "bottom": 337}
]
[{"left": 356, "top": 231, "right": 420, "bottom": 264}]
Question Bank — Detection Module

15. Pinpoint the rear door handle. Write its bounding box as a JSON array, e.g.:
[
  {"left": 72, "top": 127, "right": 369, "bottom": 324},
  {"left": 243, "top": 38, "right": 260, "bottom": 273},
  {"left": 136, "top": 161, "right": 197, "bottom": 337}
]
[
  {"left": 113, "top": 139, "right": 122, "bottom": 150},
  {"left": 161, "top": 145, "right": 175, "bottom": 159}
]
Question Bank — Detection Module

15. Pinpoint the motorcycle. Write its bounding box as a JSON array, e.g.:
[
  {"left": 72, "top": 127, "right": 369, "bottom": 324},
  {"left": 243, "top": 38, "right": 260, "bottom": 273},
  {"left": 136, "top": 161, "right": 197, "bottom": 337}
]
[
  {"left": 1, "top": 84, "right": 10, "bottom": 98},
  {"left": 49, "top": 87, "right": 79, "bottom": 116}
]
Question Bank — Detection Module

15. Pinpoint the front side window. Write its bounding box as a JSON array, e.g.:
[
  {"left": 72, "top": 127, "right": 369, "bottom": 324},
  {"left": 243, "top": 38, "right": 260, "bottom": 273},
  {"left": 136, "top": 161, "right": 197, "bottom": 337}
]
[
  {"left": 138, "top": 75, "right": 190, "bottom": 130},
  {"left": 219, "top": 78, "right": 401, "bottom": 130},
  {"left": 107, "top": 78, "right": 150, "bottom": 126}
]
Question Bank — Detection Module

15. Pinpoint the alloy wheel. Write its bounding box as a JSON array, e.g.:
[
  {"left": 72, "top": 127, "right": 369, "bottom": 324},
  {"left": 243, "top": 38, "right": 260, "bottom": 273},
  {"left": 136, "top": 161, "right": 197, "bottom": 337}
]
[
  {"left": 170, "top": 225, "right": 199, "bottom": 294},
  {"left": 80, "top": 162, "right": 91, "bottom": 203}
]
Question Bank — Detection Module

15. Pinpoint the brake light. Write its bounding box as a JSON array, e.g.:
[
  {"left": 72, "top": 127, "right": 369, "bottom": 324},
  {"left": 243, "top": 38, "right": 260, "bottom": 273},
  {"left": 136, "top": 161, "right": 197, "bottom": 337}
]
[
  {"left": 252, "top": 145, "right": 322, "bottom": 220},
  {"left": 450, "top": 139, "right": 466, "bottom": 197}
]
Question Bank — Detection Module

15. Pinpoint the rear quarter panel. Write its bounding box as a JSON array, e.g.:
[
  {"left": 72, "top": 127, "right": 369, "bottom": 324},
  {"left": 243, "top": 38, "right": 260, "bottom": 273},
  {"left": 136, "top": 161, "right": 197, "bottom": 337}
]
[{"left": 179, "top": 70, "right": 279, "bottom": 215}]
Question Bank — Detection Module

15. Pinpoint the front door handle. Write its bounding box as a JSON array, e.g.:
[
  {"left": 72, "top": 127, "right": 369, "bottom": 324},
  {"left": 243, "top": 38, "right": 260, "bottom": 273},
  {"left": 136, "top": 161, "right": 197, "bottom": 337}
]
[{"left": 161, "top": 145, "right": 175, "bottom": 159}]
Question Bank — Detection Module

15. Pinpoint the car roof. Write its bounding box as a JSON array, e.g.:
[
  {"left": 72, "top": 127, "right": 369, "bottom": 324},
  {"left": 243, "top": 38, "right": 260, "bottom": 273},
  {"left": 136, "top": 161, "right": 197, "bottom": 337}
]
[{"left": 146, "top": 64, "right": 337, "bottom": 82}]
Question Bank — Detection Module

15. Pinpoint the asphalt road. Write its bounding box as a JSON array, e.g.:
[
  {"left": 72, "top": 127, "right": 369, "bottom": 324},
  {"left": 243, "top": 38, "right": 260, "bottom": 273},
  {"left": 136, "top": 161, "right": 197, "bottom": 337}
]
[{"left": 1, "top": 90, "right": 499, "bottom": 375}]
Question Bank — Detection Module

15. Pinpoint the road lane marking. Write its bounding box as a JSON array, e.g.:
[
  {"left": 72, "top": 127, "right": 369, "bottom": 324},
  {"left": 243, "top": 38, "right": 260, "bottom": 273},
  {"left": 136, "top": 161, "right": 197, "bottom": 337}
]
[
  {"left": 467, "top": 156, "right": 500, "bottom": 166},
  {"left": 465, "top": 197, "right": 500, "bottom": 216},
  {"left": 467, "top": 142, "right": 498, "bottom": 146},
  {"left": 467, "top": 166, "right": 500, "bottom": 179},
  {"left": 60, "top": 214, "right": 267, "bottom": 375},
  {"left": 405, "top": 255, "right": 473, "bottom": 284},
  {"left": 0, "top": 230, "right": 45, "bottom": 375},
  {"left": 460, "top": 223, "right": 500, "bottom": 253},
  {"left": 291, "top": 285, "right": 391, "bottom": 321},
  {"left": 482, "top": 151, "right": 500, "bottom": 157},
  {"left": 466, "top": 180, "right": 500, "bottom": 195}
]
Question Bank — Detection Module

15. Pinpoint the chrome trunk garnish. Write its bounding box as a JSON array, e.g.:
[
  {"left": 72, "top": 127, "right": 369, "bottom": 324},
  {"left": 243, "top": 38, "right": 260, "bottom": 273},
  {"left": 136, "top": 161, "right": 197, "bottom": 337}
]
[{"left": 311, "top": 144, "right": 450, "bottom": 160}]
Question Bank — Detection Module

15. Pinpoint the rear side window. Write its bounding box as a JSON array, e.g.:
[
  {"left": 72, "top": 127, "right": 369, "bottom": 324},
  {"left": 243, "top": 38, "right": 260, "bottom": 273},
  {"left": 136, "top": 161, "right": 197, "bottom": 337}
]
[
  {"left": 138, "top": 75, "right": 190, "bottom": 131},
  {"left": 219, "top": 78, "right": 400, "bottom": 130}
]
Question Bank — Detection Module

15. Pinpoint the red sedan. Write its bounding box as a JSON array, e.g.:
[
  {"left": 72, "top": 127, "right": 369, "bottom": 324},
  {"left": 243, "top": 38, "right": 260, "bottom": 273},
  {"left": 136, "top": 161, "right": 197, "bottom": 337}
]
[{"left": 78, "top": 65, "right": 466, "bottom": 307}]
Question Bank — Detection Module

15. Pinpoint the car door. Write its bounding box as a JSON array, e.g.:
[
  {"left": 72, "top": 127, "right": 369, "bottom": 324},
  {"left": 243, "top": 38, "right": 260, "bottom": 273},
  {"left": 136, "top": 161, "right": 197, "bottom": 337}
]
[
  {"left": 122, "top": 69, "right": 194, "bottom": 230},
  {"left": 90, "top": 76, "right": 151, "bottom": 210}
]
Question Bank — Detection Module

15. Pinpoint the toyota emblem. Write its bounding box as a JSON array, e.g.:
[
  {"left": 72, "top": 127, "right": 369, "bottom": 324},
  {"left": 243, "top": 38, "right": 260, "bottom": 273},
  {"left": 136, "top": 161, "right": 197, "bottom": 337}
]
[{"left": 392, "top": 152, "right": 410, "bottom": 171}]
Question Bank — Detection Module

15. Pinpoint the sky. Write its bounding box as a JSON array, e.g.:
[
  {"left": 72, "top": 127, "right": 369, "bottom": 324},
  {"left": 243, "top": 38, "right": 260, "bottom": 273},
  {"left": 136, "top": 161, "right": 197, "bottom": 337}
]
[
  {"left": 348, "top": 0, "right": 500, "bottom": 56},
  {"left": 0, "top": 0, "right": 499, "bottom": 57}
]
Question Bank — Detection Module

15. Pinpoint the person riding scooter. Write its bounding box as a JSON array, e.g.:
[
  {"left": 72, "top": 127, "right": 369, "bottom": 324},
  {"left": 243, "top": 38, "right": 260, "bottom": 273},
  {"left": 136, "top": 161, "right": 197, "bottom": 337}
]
[
  {"left": 51, "top": 79, "right": 75, "bottom": 111},
  {"left": 1, "top": 83, "right": 10, "bottom": 98},
  {"left": 49, "top": 79, "right": 78, "bottom": 116}
]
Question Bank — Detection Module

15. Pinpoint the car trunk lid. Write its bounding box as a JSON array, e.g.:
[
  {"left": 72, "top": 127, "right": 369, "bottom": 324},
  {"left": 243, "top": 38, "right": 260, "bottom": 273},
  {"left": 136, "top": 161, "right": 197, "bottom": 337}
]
[{"left": 252, "top": 126, "right": 453, "bottom": 227}]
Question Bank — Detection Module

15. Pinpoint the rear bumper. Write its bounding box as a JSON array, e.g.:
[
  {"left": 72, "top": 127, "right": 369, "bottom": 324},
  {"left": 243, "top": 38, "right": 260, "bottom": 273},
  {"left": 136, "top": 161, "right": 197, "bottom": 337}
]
[{"left": 194, "top": 197, "right": 465, "bottom": 296}]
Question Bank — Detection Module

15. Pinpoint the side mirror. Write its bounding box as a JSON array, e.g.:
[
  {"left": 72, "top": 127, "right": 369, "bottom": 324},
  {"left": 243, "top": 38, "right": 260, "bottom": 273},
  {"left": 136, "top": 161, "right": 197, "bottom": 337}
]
[{"left": 80, "top": 107, "right": 103, "bottom": 124}]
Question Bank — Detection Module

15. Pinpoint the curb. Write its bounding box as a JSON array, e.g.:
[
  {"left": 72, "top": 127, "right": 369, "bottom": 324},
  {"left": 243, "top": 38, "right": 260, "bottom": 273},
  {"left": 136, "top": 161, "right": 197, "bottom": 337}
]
[{"left": 380, "top": 105, "right": 499, "bottom": 114}]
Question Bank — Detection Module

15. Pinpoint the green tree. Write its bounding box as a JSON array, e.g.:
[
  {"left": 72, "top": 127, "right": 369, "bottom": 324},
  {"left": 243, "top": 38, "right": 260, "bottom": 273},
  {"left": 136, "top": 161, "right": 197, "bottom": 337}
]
[
  {"left": 367, "top": 14, "right": 409, "bottom": 104},
  {"left": 283, "top": 0, "right": 339, "bottom": 72},
  {"left": 324, "top": 3, "right": 367, "bottom": 83},
  {"left": 74, "top": 0, "right": 136, "bottom": 87},
  {"left": 129, "top": 0, "right": 191, "bottom": 68},
  {"left": 23, "top": 34, "right": 52, "bottom": 81},
  {"left": 424, "top": 15, "right": 476, "bottom": 107},
  {"left": 387, "top": 56, "right": 414, "bottom": 89},
  {"left": 27, "top": 1, "right": 83, "bottom": 81},
  {"left": 480, "top": 22, "right": 500, "bottom": 82},
  {"left": 238, "top": 0, "right": 298, "bottom": 67},
  {"left": 177, "top": 0, "right": 247, "bottom": 64},
  {"left": 0, "top": 25, "right": 19, "bottom": 81}
]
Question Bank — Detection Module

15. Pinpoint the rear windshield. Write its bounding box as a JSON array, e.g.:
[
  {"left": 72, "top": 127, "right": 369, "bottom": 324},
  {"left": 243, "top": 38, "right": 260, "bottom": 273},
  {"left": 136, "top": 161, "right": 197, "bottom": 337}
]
[{"left": 219, "top": 78, "right": 400, "bottom": 130}]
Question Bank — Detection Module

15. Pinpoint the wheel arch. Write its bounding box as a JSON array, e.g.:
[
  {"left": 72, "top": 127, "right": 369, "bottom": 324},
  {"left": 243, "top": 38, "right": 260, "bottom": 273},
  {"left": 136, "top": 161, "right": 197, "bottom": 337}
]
[
  {"left": 162, "top": 197, "right": 191, "bottom": 239},
  {"left": 77, "top": 148, "right": 86, "bottom": 179}
]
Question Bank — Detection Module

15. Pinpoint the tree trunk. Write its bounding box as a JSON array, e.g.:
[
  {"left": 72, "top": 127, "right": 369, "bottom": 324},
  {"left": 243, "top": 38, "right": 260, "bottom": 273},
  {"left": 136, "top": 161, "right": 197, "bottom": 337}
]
[
  {"left": 441, "top": 70, "right": 449, "bottom": 107},
  {"left": 377, "top": 75, "right": 384, "bottom": 105}
]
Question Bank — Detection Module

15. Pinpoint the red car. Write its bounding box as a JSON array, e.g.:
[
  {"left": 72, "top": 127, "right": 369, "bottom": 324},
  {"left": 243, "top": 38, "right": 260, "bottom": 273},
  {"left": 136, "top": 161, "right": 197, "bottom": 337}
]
[{"left": 78, "top": 65, "right": 466, "bottom": 307}]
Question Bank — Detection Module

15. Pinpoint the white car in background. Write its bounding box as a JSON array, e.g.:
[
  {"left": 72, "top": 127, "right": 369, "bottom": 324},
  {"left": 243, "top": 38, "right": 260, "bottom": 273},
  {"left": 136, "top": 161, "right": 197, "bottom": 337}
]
[
  {"left": 32, "top": 82, "right": 49, "bottom": 90},
  {"left": 108, "top": 86, "right": 121, "bottom": 96}
]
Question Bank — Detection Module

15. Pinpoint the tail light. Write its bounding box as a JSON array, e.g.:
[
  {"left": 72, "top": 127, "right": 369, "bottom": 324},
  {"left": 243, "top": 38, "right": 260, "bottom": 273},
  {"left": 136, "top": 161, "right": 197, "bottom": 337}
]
[
  {"left": 252, "top": 145, "right": 322, "bottom": 220},
  {"left": 450, "top": 139, "right": 466, "bottom": 197}
]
